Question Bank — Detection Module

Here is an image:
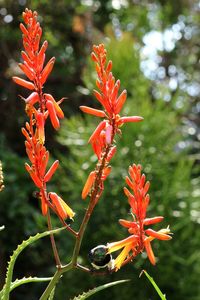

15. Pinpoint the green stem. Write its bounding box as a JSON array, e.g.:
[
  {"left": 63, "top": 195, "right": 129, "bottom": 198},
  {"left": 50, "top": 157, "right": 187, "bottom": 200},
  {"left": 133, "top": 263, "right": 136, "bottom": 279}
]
[
  {"left": 39, "top": 270, "right": 61, "bottom": 300},
  {"left": 71, "top": 200, "right": 95, "bottom": 266},
  {"left": 47, "top": 209, "right": 61, "bottom": 267},
  {"left": 39, "top": 264, "right": 72, "bottom": 300},
  {"left": 40, "top": 142, "right": 113, "bottom": 299},
  {"left": 71, "top": 145, "right": 110, "bottom": 266}
]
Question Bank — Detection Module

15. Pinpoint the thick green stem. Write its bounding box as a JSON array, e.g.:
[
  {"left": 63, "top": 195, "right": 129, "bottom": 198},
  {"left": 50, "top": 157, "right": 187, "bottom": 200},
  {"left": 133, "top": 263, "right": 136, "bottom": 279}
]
[{"left": 39, "top": 264, "right": 72, "bottom": 300}]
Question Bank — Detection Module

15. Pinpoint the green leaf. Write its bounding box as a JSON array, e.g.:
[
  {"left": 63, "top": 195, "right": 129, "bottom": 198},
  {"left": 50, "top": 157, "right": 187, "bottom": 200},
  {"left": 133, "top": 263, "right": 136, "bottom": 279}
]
[
  {"left": 142, "top": 270, "right": 167, "bottom": 300},
  {"left": 48, "top": 287, "right": 56, "bottom": 300},
  {"left": 1, "top": 227, "right": 64, "bottom": 300},
  {"left": 0, "top": 276, "right": 52, "bottom": 298},
  {"left": 71, "top": 279, "right": 130, "bottom": 299}
]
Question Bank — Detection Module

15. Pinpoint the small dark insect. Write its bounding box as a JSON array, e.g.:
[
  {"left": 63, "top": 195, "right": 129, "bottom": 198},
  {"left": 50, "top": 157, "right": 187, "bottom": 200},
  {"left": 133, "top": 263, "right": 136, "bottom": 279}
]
[{"left": 88, "top": 245, "right": 113, "bottom": 270}]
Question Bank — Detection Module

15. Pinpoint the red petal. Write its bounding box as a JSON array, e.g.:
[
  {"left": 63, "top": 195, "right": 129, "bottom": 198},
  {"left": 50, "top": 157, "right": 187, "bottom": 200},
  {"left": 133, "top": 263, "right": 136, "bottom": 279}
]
[
  {"left": 105, "top": 125, "right": 112, "bottom": 144},
  {"left": 101, "top": 166, "right": 111, "bottom": 181},
  {"left": 46, "top": 100, "right": 60, "bottom": 130},
  {"left": 144, "top": 240, "right": 156, "bottom": 265},
  {"left": 44, "top": 160, "right": 59, "bottom": 182},
  {"left": 37, "top": 40, "right": 48, "bottom": 61},
  {"left": 30, "top": 171, "right": 42, "bottom": 188},
  {"left": 106, "top": 60, "right": 112, "bottom": 74},
  {"left": 81, "top": 171, "right": 96, "bottom": 199},
  {"left": 49, "top": 192, "right": 74, "bottom": 219},
  {"left": 119, "top": 219, "right": 137, "bottom": 228},
  {"left": 93, "top": 90, "right": 111, "bottom": 113},
  {"left": 40, "top": 57, "right": 55, "bottom": 85},
  {"left": 106, "top": 146, "right": 116, "bottom": 162},
  {"left": 23, "top": 92, "right": 39, "bottom": 105},
  {"left": 18, "top": 63, "right": 35, "bottom": 80},
  {"left": 88, "top": 120, "right": 107, "bottom": 143},
  {"left": 111, "top": 79, "right": 120, "bottom": 104},
  {"left": 21, "top": 51, "right": 33, "bottom": 68},
  {"left": 143, "top": 216, "right": 164, "bottom": 226},
  {"left": 40, "top": 151, "right": 49, "bottom": 177},
  {"left": 44, "top": 94, "right": 64, "bottom": 119},
  {"left": 115, "top": 90, "right": 127, "bottom": 114},
  {"left": 145, "top": 229, "right": 172, "bottom": 240},
  {"left": 143, "top": 181, "right": 150, "bottom": 195},
  {"left": 36, "top": 112, "right": 45, "bottom": 144},
  {"left": 41, "top": 193, "right": 48, "bottom": 216},
  {"left": 80, "top": 106, "right": 106, "bottom": 118},
  {"left": 91, "top": 52, "right": 98, "bottom": 63},
  {"left": 118, "top": 116, "right": 143, "bottom": 125},
  {"left": 20, "top": 23, "right": 29, "bottom": 35},
  {"left": 12, "top": 77, "right": 35, "bottom": 90}
]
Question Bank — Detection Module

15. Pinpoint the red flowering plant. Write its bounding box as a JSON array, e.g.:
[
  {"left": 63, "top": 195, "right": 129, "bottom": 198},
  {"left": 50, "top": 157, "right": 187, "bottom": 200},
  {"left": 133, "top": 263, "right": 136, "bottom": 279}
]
[
  {"left": 1, "top": 8, "right": 172, "bottom": 300},
  {"left": 13, "top": 9, "right": 75, "bottom": 222},
  {"left": 107, "top": 164, "right": 171, "bottom": 271}
]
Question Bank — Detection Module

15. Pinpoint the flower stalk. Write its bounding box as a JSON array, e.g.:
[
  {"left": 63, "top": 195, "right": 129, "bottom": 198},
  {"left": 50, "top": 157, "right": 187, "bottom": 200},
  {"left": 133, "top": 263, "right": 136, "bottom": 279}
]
[{"left": 13, "top": 8, "right": 75, "bottom": 267}]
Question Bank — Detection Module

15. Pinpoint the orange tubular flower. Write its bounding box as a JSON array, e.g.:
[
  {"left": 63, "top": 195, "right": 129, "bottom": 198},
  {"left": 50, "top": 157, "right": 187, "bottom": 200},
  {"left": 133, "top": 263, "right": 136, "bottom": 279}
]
[
  {"left": 81, "top": 44, "right": 143, "bottom": 200},
  {"left": 13, "top": 9, "right": 74, "bottom": 219},
  {"left": 107, "top": 164, "right": 172, "bottom": 271},
  {"left": 80, "top": 43, "right": 143, "bottom": 161},
  {"left": 49, "top": 193, "right": 75, "bottom": 220},
  {"left": 82, "top": 171, "right": 96, "bottom": 200}
]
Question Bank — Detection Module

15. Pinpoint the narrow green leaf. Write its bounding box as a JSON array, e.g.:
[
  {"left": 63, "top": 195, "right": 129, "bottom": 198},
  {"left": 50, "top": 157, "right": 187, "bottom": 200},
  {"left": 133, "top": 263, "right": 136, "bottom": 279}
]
[
  {"left": 71, "top": 279, "right": 130, "bottom": 300},
  {"left": 48, "top": 287, "right": 56, "bottom": 300},
  {"left": 2, "top": 227, "right": 64, "bottom": 300},
  {"left": 142, "top": 270, "right": 167, "bottom": 300},
  {"left": 0, "top": 277, "right": 52, "bottom": 298}
]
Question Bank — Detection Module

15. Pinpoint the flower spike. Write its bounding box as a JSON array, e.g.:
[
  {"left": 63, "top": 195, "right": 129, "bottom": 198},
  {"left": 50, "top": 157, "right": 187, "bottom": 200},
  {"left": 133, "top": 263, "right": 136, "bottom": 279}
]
[
  {"left": 80, "top": 43, "right": 143, "bottom": 162},
  {"left": 81, "top": 44, "right": 143, "bottom": 203},
  {"left": 13, "top": 8, "right": 73, "bottom": 220},
  {"left": 107, "top": 164, "right": 172, "bottom": 271}
]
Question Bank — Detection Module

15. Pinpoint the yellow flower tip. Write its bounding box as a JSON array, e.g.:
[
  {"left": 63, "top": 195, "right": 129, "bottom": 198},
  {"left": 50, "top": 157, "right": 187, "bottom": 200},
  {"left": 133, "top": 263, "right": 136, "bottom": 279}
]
[
  {"left": 159, "top": 227, "right": 173, "bottom": 236},
  {"left": 107, "top": 235, "right": 137, "bottom": 255},
  {"left": 145, "top": 228, "right": 172, "bottom": 241},
  {"left": 60, "top": 198, "right": 75, "bottom": 219},
  {"left": 49, "top": 192, "right": 75, "bottom": 220},
  {"left": 114, "top": 264, "right": 121, "bottom": 272},
  {"left": 113, "top": 243, "right": 133, "bottom": 271}
]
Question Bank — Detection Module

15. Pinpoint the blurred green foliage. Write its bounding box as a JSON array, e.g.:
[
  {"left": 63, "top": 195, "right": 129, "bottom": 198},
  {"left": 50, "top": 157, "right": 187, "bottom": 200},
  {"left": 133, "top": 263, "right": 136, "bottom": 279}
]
[{"left": 0, "top": 0, "right": 200, "bottom": 299}]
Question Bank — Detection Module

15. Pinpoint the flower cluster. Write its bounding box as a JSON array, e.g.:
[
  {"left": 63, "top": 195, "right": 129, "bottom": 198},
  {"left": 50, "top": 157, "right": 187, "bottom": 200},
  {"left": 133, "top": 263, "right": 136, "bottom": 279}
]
[
  {"left": 81, "top": 44, "right": 143, "bottom": 200},
  {"left": 107, "top": 164, "right": 172, "bottom": 270},
  {"left": 13, "top": 9, "right": 74, "bottom": 220}
]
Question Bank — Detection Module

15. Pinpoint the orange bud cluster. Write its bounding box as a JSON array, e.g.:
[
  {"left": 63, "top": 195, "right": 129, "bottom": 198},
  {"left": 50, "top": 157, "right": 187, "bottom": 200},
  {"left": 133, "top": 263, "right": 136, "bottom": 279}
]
[
  {"left": 80, "top": 44, "right": 143, "bottom": 161},
  {"left": 22, "top": 116, "right": 61, "bottom": 215},
  {"left": 107, "top": 164, "right": 172, "bottom": 270},
  {"left": 13, "top": 9, "right": 73, "bottom": 220},
  {"left": 12, "top": 8, "right": 64, "bottom": 130},
  {"left": 81, "top": 45, "right": 143, "bottom": 201}
]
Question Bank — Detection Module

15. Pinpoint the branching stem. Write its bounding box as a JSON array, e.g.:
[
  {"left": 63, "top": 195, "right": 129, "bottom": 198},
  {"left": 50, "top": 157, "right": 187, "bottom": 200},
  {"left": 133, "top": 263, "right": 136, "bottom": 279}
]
[{"left": 46, "top": 209, "right": 61, "bottom": 268}]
